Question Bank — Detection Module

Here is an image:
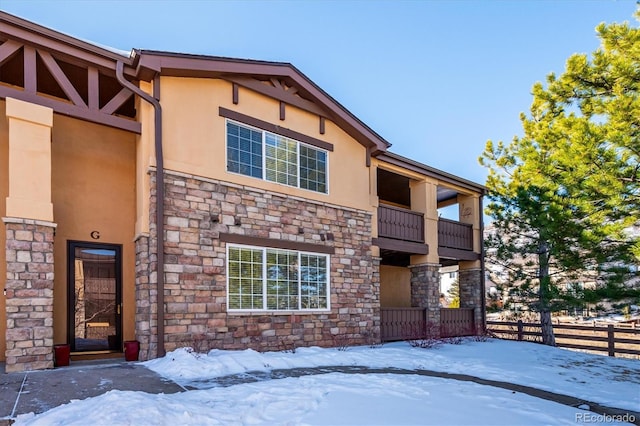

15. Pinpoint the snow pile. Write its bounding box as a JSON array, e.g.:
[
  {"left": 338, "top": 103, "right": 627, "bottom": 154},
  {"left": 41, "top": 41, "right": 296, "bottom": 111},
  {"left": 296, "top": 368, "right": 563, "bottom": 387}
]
[
  {"left": 145, "top": 339, "right": 640, "bottom": 412},
  {"left": 13, "top": 339, "right": 640, "bottom": 425}
]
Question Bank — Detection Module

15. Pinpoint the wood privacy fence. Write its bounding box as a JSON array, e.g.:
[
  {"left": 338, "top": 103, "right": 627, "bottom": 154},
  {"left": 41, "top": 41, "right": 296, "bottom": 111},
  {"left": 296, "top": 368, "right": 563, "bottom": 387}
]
[
  {"left": 380, "top": 307, "right": 475, "bottom": 341},
  {"left": 487, "top": 320, "right": 640, "bottom": 358}
]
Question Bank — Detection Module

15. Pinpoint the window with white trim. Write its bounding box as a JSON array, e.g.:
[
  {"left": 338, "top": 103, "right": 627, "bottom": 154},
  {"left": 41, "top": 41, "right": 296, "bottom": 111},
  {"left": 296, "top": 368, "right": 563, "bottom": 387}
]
[
  {"left": 227, "top": 245, "right": 329, "bottom": 311},
  {"left": 226, "top": 121, "right": 328, "bottom": 193}
]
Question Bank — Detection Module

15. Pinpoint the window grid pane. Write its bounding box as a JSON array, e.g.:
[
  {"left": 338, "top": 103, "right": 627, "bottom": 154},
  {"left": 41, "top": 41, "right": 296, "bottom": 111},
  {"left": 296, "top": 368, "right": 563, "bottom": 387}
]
[
  {"left": 227, "top": 122, "right": 263, "bottom": 178},
  {"left": 299, "top": 145, "right": 327, "bottom": 193},
  {"left": 228, "top": 247, "right": 264, "bottom": 309},
  {"left": 300, "top": 254, "right": 328, "bottom": 309},
  {"left": 266, "top": 249, "right": 299, "bottom": 310},
  {"left": 265, "top": 134, "right": 298, "bottom": 186}
]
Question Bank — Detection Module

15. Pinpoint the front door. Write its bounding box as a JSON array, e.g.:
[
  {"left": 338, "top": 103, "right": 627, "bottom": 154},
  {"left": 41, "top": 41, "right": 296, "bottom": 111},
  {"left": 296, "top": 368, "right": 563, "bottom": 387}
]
[{"left": 67, "top": 241, "right": 122, "bottom": 352}]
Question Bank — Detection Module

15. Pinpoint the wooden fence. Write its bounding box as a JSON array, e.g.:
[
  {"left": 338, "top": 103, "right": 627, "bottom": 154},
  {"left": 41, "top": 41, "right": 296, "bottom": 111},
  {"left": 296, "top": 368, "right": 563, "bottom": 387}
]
[
  {"left": 487, "top": 320, "right": 640, "bottom": 358},
  {"left": 441, "top": 308, "right": 475, "bottom": 337},
  {"left": 380, "top": 307, "right": 475, "bottom": 341}
]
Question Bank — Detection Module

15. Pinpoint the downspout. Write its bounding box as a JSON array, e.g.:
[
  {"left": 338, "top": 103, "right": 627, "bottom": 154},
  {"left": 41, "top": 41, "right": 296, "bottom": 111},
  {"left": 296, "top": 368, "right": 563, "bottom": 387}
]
[
  {"left": 116, "top": 61, "right": 166, "bottom": 358},
  {"left": 479, "top": 194, "right": 486, "bottom": 333}
]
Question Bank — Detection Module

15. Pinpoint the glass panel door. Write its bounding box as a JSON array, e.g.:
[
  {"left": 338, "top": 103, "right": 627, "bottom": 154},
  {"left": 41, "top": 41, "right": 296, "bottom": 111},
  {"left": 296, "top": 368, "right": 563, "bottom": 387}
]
[{"left": 68, "top": 242, "right": 122, "bottom": 352}]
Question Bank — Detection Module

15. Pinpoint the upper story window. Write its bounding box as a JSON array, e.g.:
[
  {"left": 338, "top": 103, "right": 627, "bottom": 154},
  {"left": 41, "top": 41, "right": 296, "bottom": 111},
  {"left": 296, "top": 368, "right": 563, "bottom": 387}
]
[{"left": 227, "top": 120, "right": 328, "bottom": 194}]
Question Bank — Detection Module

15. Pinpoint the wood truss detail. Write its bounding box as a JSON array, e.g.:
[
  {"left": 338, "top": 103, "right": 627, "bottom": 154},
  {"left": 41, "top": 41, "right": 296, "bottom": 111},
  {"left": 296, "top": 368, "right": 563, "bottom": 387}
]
[
  {"left": 0, "top": 39, "right": 140, "bottom": 133},
  {"left": 226, "top": 76, "right": 328, "bottom": 119}
]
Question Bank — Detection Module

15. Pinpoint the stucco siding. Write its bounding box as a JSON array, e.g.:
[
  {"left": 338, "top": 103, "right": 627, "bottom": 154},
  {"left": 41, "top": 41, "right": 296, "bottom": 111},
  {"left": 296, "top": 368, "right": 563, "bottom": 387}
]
[
  {"left": 50, "top": 116, "right": 137, "bottom": 346},
  {"left": 159, "top": 77, "right": 372, "bottom": 213}
]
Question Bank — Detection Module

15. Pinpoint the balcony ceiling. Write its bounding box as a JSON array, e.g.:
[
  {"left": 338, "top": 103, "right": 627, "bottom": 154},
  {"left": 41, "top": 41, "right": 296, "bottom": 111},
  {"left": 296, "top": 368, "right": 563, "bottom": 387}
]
[{"left": 437, "top": 187, "right": 458, "bottom": 203}]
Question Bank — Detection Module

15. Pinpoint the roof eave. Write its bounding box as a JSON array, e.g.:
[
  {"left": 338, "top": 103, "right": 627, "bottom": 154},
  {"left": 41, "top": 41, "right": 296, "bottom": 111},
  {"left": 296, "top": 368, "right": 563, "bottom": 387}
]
[
  {"left": 0, "top": 11, "right": 136, "bottom": 76},
  {"left": 376, "top": 151, "right": 486, "bottom": 194}
]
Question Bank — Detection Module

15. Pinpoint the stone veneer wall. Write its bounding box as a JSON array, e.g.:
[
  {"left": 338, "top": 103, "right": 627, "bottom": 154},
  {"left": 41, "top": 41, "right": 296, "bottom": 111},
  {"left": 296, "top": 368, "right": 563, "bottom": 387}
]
[
  {"left": 3, "top": 218, "right": 55, "bottom": 372},
  {"left": 409, "top": 263, "right": 441, "bottom": 335},
  {"left": 459, "top": 268, "right": 484, "bottom": 334},
  {"left": 142, "top": 171, "right": 380, "bottom": 354},
  {"left": 135, "top": 234, "right": 157, "bottom": 361}
]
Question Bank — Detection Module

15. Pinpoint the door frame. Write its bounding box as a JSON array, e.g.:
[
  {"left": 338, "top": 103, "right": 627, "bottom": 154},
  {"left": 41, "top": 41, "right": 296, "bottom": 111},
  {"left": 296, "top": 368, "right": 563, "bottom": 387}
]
[{"left": 67, "top": 240, "right": 123, "bottom": 352}]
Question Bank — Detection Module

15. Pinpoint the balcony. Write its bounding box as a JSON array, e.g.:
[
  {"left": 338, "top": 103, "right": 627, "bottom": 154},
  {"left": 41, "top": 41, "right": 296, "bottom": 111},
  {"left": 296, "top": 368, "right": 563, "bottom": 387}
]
[
  {"left": 375, "top": 204, "right": 478, "bottom": 261},
  {"left": 438, "top": 218, "right": 477, "bottom": 260}
]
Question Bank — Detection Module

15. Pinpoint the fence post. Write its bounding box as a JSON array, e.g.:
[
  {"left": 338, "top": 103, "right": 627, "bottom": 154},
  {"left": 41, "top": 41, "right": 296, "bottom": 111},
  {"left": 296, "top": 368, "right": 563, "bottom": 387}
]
[
  {"left": 424, "top": 308, "right": 429, "bottom": 338},
  {"left": 607, "top": 324, "right": 615, "bottom": 357},
  {"left": 517, "top": 320, "right": 523, "bottom": 341}
]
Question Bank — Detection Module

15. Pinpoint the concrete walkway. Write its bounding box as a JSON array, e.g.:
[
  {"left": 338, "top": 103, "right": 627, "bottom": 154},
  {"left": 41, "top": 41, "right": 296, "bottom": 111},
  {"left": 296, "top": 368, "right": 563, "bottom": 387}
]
[
  {"left": 0, "top": 360, "right": 183, "bottom": 425},
  {"left": 1, "top": 362, "right": 638, "bottom": 425}
]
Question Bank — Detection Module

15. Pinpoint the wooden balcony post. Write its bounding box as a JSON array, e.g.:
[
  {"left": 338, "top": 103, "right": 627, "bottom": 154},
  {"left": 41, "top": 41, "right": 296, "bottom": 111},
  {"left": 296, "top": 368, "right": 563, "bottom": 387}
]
[
  {"left": 457, "top": 194, "right": 481, "bottom": 253},
  {"left": 410, "top": 180, "right": 439, "bottom": 264}
]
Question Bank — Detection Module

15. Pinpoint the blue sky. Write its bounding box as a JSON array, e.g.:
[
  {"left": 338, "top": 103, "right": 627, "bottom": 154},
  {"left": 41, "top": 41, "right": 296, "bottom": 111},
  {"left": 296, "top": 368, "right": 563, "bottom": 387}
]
[{"left": 1, "top": 0, "right": 636, "bottom": 186}]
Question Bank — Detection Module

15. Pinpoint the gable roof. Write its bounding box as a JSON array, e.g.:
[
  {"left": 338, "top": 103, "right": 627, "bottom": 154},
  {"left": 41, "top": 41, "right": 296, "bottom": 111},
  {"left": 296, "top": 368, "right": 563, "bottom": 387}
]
[{"left": 133, "top": 50, "right": 391, "bottom": 153}]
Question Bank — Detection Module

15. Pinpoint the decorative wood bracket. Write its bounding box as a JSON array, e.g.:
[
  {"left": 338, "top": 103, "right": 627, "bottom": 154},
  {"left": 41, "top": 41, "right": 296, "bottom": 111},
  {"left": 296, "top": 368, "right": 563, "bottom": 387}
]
[
  {"left": 226, "top": 76, "right": 328, "bottom": 119},
  {"left": 0, "top": 39, "right": 140, "bottom": 133}
]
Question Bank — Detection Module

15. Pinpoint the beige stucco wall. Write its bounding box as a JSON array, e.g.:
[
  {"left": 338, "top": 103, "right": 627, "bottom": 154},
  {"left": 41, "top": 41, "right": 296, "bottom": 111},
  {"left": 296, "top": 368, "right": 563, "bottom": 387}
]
[
  {"left": 4, "top": 98, "right": 54, "bottom": 222},
  {"left": 51, "top": 116, "right": 137, "bottom": 346},
  {"left": 160, "top": 77, "right": 372, "bottom": 212},
  {"left": 135, "top": 81, "right": 153, "bottom": 237},
  {"left": 380, "top": 265, "right": 411, "bottom": 307},
  {"left": 458, "top": 193, "right": 482, "bottom": 269},
  {"left": 0, "top": 100, "right": 8, "bottom": 360}
]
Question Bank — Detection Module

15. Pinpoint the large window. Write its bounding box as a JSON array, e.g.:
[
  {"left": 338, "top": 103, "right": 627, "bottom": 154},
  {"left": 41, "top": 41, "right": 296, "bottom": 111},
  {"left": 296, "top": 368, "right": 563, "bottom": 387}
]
[
  {"left": 226, "top": 121, "right": 328, "bottom": 193},
  {"left": 227, "top": 245, "right": 329, "bottom": 311}
]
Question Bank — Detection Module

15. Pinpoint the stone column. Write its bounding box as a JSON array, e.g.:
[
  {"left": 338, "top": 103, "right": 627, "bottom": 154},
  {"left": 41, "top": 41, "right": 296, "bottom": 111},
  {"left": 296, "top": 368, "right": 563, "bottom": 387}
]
[
  {"left": 136, "top": 171, "right": 160, "bottom": 360},
  {"left": 4, "top": 98, "right": 55, "bottom": 372},
  {"left": 409, "top": 263, "right": 441, "bottom": 336},
  {"left": 3, "top": 218, "right": 55, "bottom": 372},
  {"left": 459, "top": 266, "right": 484, "bottom": 334},
  {"left": 135, "top": 234, "right": 156, "bottom": 361}
]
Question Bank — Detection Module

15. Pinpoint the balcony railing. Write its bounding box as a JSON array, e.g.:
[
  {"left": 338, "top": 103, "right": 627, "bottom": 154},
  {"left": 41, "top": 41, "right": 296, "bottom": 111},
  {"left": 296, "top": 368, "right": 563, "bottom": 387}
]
[
  {"left": 377, "top": 204, "right": 424, "bottom": 243},
  {"left": 438, "top": 218, "right": 473, "bottom": 251},
  {"left": 377, "top": 205, "right": 476, "bottom": 256}
]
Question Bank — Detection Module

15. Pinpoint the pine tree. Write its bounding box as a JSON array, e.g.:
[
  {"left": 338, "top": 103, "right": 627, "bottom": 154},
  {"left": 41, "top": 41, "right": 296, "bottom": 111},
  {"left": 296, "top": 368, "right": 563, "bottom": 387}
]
[
  {"left": 447, "top": 279, "right": 460, "bottom": 308},
  {"left": 480, "top": 12, "right": 640, "bottom": 345}
]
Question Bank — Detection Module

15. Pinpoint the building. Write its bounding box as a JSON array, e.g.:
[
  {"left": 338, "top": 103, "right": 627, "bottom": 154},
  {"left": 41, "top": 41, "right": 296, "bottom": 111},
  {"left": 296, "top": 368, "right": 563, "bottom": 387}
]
[{"left": 0, "top": 12, "right": 485, "bottom": 372}]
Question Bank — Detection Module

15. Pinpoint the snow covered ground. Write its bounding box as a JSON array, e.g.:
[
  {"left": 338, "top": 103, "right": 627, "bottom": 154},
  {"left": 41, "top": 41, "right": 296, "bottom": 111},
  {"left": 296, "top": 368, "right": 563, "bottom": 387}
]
[{"left": 14, "top": 339, "right": 640, "bottom": 425}]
